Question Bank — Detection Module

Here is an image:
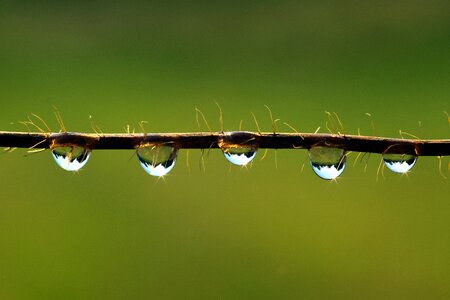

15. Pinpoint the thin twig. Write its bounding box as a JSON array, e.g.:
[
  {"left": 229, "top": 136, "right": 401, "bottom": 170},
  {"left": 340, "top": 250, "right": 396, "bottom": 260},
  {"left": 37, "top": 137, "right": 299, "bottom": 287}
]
[{"left": 0, "top": 131, "right": 448, "bottom": 156}]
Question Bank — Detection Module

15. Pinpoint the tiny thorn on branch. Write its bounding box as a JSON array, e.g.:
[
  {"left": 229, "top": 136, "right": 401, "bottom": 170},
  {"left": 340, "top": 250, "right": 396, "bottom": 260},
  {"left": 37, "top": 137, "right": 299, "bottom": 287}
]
[{"left": 0, "top": 131, "right": 449, "bottom": 156}]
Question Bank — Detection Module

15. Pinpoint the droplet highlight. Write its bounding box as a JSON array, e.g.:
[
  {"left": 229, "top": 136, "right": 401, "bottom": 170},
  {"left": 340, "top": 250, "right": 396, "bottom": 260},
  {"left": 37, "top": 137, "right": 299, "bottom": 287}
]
[
  {"left": 137, "top": 145, "right": 178, "bottom": 176},
  {"left": 52, "top": 146, "right": 91, "bottom": 171},
  {"left": 383, "top": 153, "right": 417, "bottom": 174},
  {"left": 222, "top": 147, "right": 257, "bottom": 166},
  {"left": 309, "top": 146, "right": 346, "bottom": 180}
]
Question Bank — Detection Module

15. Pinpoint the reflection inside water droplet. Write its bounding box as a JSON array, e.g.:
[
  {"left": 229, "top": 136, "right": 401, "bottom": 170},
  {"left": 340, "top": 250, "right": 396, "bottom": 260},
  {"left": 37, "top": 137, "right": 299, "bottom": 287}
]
[
  {"left": 309, "top": 146, "right": 346, "bottom": 180},
  {"left": 137, "top": 145, "right": 178, "bottom": 176},
  {"left": 222, "top": 147, "right": 257, "bottom": 166},
  {"left": 383, "top": 153, "right": 417, "bottom": 174},
  {"left": 52, "top": 146, "right": 91, "bottom": 171}
]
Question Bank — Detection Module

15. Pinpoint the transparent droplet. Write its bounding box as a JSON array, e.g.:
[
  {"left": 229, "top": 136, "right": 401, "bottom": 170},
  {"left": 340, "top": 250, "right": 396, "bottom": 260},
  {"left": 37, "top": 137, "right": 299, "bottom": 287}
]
[
  {"left": 51, "top": 146, "right": 91, "bottom": 171},
  {"left": 309, "top": 146, "right": 346, "bottom": 180},
  {"left": 383, "top": 153, "right": 417, "bottom": 174},
  {"left": 137, "top": 145, "right": 178, "bottom": 176},
  {"left": 222, "top": 147, "right": 257, "bottom": 166}
]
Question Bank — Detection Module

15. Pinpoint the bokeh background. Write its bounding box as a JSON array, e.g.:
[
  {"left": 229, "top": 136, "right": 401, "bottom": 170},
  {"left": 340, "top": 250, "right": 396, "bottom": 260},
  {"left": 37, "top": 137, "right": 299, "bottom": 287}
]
[{"left": 1, "top": 1, "right": 449, "bottom": 299}]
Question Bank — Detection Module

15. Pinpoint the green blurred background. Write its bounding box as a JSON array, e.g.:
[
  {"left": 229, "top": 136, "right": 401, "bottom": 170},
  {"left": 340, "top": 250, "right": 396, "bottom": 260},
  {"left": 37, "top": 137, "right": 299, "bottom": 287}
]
[{"left": 1, "top": 1, "right": 449, "bottom": 299}]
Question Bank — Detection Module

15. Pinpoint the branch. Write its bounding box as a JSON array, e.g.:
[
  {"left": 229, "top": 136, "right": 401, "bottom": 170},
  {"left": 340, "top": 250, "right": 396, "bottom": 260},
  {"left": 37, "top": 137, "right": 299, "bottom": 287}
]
[{"left": 0, "top": 131, "right": 449, "bottom": 156}]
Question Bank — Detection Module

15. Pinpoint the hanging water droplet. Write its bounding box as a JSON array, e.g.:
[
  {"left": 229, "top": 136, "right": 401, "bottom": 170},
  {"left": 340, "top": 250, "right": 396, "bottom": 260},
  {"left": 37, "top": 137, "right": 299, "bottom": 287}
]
[
  {"left": 222, "top": 147, "right": 257, "bottom": 166},
  {"left": 51, "top": 146, "right": 91, "bottom": 171},
  {"left": 137, "top": 145, "right": 178, "bottom": 176},
  {"left": 309, "top": 146, "right": 346, "bottom": 180},
  {"left": 383, "top": 153, "right": 417, "bottom": 174}
]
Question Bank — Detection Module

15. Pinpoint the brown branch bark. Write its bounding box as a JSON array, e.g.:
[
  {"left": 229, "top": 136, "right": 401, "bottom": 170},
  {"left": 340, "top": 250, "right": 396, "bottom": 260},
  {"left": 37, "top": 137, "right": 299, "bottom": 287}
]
[
  {"left": 0, "top": 131, "right": 449, "bottom": 156},
  {"left": 0, "top": 131, "right": 450, "bottom": 156}
]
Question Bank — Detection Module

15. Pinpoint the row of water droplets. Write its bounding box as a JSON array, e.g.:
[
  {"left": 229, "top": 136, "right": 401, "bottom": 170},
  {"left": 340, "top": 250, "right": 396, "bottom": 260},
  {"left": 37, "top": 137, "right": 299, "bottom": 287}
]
[{"left": 51, "top": 145, "right": 417, "bottom": 179}]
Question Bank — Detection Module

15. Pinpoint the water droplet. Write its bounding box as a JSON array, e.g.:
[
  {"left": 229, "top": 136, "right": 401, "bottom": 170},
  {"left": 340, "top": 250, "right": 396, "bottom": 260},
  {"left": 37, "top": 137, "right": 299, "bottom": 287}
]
[
  {"left": 51, "top": 146, "right": 91, "bottom": 171},
  {"left": 222, "top": 147, "right": 257, "bottom": 166},
  {"left": 137, "top": 145, "right": 178, "bottom": 176},
  {"left": 383, "top": 153, "right": 417, "bottom": 173},
  {"left": 309, "top": 147, "right": 346, "bottom": 180}
]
